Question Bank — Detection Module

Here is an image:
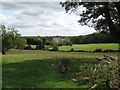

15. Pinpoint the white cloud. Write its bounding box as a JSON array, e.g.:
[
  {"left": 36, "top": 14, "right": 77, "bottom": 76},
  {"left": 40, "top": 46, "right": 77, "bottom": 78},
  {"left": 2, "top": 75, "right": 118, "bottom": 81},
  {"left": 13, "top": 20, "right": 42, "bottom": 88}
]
[{"left": 0, "top": 2, "right": 96, "bottom": 36}]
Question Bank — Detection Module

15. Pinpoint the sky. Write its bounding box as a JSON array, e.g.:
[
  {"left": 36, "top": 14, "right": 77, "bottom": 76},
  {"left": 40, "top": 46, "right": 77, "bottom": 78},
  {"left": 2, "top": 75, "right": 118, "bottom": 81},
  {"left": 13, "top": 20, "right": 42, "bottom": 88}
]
[{"left": 0, "top": 1, "right": 96, "bottom": 36}]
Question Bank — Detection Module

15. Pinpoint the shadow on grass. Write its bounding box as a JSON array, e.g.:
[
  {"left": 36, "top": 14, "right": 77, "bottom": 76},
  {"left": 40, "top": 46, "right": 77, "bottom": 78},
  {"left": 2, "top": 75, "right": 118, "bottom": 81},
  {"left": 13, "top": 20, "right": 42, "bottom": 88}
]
[{"left": 3, "top": 57, "right": 98, "bottom": 88}]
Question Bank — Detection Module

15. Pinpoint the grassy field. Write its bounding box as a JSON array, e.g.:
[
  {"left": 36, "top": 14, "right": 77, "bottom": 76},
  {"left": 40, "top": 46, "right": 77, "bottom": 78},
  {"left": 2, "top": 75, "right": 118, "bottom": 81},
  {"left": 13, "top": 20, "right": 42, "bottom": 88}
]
[
  {"left": 59, "top": 43, "right": 119, "bottom": 51},
  {"left": 2, "top": 49, "right": 118, "bottom": 88}
]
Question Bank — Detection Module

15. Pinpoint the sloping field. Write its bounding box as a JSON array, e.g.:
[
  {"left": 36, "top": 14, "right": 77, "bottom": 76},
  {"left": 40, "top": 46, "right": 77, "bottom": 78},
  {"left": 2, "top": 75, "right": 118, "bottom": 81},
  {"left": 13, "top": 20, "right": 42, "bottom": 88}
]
[
  {"left": 2, "top": 49, "right": 118, "bottom": 88},
  {"left": 59, "top": 43, "right": 119, "bottom": 51}
]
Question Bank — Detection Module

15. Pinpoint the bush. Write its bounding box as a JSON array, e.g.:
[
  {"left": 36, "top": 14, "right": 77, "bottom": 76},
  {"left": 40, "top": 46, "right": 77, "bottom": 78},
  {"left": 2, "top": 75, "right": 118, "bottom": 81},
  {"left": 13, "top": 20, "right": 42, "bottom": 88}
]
[
  {"left": 24, "top": 44, "right": 33, "bottom": 50},
  {"left": 52, "top": 44, "right": 58, "bottom": 51},
  {"left": 35, "top": 44, "right": 45, "bottom": 50},
  {"left": 45, "top": 47, "right": 49, "bottom": 50},
  {"left": 35, "top": 45, "right": 39, "bottom": 50},
  {"left": 94, "top": 48, "right": 102, "bottom": 52},
  {"left": 70, "top": 48, "right": 74, "bottom": 51}
]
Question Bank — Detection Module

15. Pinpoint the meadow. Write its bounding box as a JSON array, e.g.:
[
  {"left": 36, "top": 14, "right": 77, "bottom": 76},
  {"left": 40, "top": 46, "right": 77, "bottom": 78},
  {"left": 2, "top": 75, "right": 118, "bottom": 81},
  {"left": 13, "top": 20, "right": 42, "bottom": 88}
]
[
  {"left": 38, "top": 43, "right": 119, "bottom": 51},
  {"left": 2, "top": 48, "right": 118, "bottom": 88},
  {"left": 59, "top": 43, "right": 119, "bottom": 51}
]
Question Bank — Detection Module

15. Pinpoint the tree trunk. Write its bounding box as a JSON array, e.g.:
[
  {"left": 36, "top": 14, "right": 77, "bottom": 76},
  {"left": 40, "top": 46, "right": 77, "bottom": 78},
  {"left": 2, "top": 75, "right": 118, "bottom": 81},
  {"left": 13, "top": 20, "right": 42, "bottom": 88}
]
[
  {"left": 118, "top": 43, "right": 120, "bottom": 63},
  {"left": 104, "top": 3, "right": 116, "bottom": 36},
  {"left": 104, "top": 3, "right": 120, "bottom": 43},
  {"left": 2, "top": 50, "right": 6, "bottom": 55},
  {"left": 106, "top": 79, "right": 111, "bottom": 88}
]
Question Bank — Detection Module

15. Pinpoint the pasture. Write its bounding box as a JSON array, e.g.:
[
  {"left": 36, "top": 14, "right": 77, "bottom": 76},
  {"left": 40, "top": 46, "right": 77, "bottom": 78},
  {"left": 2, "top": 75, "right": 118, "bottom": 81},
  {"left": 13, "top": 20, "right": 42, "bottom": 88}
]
[
  {"left": 59, "top": 43, "right": 119, "bottom": 51},
  {"left": 2, "top": 49, "right": 118, "bottom": 88}
]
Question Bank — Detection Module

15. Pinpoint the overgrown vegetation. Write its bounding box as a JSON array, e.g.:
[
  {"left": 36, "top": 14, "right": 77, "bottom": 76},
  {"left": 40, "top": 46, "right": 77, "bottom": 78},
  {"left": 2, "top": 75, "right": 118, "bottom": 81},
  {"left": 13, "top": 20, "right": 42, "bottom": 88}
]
[{"left": 72, "top": 55, "right": 119, "bottom": 88}]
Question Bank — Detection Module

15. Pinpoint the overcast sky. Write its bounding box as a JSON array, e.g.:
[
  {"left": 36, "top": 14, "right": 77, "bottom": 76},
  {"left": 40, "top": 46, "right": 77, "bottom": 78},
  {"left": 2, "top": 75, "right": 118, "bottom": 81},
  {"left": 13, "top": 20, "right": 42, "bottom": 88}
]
[{"left": 0, "top": 2, "right": 96, "bottom": 36}]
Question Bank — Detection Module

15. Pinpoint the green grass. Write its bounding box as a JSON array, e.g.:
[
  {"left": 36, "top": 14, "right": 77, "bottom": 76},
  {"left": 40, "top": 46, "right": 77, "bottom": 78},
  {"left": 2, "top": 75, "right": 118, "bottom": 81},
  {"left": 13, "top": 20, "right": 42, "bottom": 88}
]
[
  {"left": 59, "top": 43, "right": 119, "bottom": 51},
  {"left": 2, "top": 49, "right": 118, "bottom": 88}
]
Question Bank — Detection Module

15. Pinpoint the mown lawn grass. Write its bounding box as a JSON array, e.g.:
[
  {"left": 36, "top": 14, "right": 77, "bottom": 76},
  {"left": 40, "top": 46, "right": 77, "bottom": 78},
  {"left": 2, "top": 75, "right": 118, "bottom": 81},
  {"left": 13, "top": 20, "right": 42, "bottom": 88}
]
[
  {"left": 59, "top": 43, "right": 119, "bottom": 51},
  {"left": 2, "top": 49, "right": 118, "bottom": 88}
]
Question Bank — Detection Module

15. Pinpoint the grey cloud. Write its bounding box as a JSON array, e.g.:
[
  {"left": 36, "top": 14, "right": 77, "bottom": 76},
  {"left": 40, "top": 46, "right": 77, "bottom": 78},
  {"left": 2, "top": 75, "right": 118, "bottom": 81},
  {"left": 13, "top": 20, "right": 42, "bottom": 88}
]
[
  {"left": 1, "top": 2, "right": 96, "bottom": 36},
  {"left": 1, "top": 2, "right": 24, "bottom": 10},
  {"left": 1, "top": 2, "right": 64, "bottom": 18},
  {"left": 38, "top": 24, "right": 51, "bottom": 28},
  {"left": 19, "top": 9, "right": 43, "bottom": 17},
  {"left": 1, "top": 2, "right": 63, "bottom": 11},
  {"left": 11, "top": 24, "right": 33, "bottom": 28},
  {"left": 16, "top": 2, "right": 63, "bottom": 11}
]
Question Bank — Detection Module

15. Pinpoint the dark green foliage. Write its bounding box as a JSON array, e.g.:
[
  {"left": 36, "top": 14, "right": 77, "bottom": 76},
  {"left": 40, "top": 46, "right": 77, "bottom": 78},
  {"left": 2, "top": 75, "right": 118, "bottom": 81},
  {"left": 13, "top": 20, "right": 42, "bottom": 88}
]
[
  {"left": 52, "top": 45, "right": 58, "bottom": 51},
  {"left": 52, "top": 44, "right": 58, "bottom": 51},
  {"left": 63, "top": 38, "right": 73, "bottom": 46},
  {"left": 35, "top": 43, "right": 45, "bottom": 50},
  {"left": 24, "top": 44, "right": 33, "bottom": 50},
  {"left": 71, "top": 33, "right": 118, "bottom": 44},
  {"left": 60, "top": 2, "right": 120, "bottom": 43},
  {"left": 16, "top": 37, "right": 26, "bottom": 50},
  {"left": 23, "top": 32, "right": 118, "bottom": 47},
  {"left": 24, "top": 36, "right": 53, "bottom": 45},
  {"left": 70, "top": 48, "right": 74, "bottom": 51},
  {"left": 0, "top": 25, "right": 26, "bottom": 54},
  {"left": 94, "top": 48, "right": 102, "bottom": 52},
  {"left": 27, "top": 37, "right": 42, "bottom": 45},
  {"left": 35, "top": 45, "right": 39, "bottom": 50}
]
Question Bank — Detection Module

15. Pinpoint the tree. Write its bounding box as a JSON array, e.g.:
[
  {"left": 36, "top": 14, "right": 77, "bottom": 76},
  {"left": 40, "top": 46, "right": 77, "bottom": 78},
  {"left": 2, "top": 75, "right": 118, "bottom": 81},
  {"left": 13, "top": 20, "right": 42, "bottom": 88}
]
[
  {"left": 60, "top": 2, "right": 120, "bottom": 88},
  {"left": 0, "top": 25, "right": 26, "bottom": 55},
  {"left": 60, "top": 1, "right": 120, "bottom": 47},
  {"left": 52, "top": 43, "right": 59, "bottom": 51},
  {"left": 35, "top": 41, "right": 45, "bottom": 50},
  {"left": 15, "top": 37, "right": 26, "bottom": 50},
  {"left": 24, "top": 44, "right": 33, "bottom": 50}
]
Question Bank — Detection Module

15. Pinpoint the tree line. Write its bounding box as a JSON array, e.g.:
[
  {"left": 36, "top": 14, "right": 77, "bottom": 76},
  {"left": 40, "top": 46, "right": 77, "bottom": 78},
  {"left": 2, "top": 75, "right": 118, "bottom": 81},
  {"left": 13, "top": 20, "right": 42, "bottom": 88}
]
[
  {"left": 71, "top": 32, "right": 117, "bottom": 44},
  {"left": 23, "top": 32, "right": 117, "bottom": 45},
  {"left": 0, "top": 25, "right": 118, "bottom": 55}
]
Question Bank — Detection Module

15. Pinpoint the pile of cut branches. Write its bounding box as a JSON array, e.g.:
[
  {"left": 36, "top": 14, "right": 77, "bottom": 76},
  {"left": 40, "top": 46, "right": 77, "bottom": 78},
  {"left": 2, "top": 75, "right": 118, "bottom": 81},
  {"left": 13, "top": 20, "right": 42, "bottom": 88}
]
[
  {"left": 72, "top": 55, "right": 119, "bottom": 89},
  {"left": 58, "top": 58, "right": 70, "bottom": 74}
]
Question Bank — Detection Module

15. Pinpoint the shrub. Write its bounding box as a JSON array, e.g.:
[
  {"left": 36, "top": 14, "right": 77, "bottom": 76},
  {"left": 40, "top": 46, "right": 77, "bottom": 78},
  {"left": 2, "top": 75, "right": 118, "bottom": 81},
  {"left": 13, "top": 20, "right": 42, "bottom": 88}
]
[
  {"left": 70, "top": 48, "right": 74, "bottom": 51},
  {"left": 35, "top": 43, "right": 45, "bottom": 50},
  {"left": 45, "top": 47, "right": 49, "bottom": 50},
  {"left": 94, "top": 48, "right": 102, "bottom": 52},
  {"left": 24, "top": 44, "right": 33, "bottom": 50},
  {"left": 52, "top": 44, "right": 58, "bottom": 51},
  {"left": 35, "top": 45, "right": 39, "bottom": 50}
]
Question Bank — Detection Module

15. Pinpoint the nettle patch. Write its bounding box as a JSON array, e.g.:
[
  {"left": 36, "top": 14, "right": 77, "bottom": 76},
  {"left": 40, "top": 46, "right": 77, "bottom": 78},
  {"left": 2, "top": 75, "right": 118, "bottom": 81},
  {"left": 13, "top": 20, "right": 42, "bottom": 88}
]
[{"left": 72, "top": 55, "right": 119, "bottom": 89}]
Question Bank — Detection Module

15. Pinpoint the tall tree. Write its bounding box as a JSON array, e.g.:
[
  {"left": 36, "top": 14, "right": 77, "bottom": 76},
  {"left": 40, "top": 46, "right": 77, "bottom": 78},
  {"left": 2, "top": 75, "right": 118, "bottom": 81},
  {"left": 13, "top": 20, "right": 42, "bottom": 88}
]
[
  {"left": 60, "top": 1, "right": 120, "bottom": 47},
  {"left": 0, "top": 25, "right": 26, "bottom": 55}
]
